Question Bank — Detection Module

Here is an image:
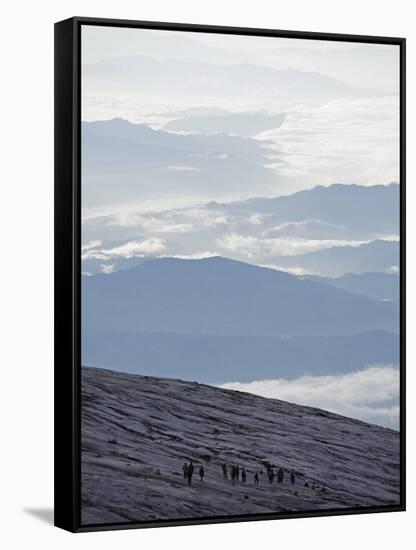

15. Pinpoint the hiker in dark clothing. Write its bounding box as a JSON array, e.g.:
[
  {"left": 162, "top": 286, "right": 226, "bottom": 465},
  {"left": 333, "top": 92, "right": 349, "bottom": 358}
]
[
  {"left": 254, "top": 472, "right": 259, "bottom": 486},
  {"left": 242, "top": 468, "right": 247, "bottom": 483},
  {"left": 187, "top": 461, "right": 194, "bottom": 486},
  {"left": 277, "top": 467, "right": 284, "bottom": 483},
  {"left": 290, "top": 469, "right": 295, "bottom": 485},
  {"left": 183, "top": 462, "right": 188, "bottom": 480},
  {"left": 236, "top": 464, "right": 240, "bottom": 481},
  {"left": 222, "top": 463, "right": 228, "bottom": 480},
  {"left": 199, "top": 465, "right": 205, "bottom": 481},
  {"left": 231, "top": 464, "right": 237, "bottom": 485},
  {"left": 269, "top": 469, "right": 275, "bottom": 484}
]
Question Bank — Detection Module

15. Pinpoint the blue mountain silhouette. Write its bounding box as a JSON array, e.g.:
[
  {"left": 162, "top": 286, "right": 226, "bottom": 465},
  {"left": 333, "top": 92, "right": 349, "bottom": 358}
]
[{"left": 82, "top": 256, "right": 398, "bottom": 338}]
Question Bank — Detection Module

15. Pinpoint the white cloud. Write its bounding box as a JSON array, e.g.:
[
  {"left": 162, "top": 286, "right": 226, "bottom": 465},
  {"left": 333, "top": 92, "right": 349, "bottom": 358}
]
[
  {"left": 104, "top": 239, "right": 166, "bottom": 258},
  {"left": 179, "top": 208, "right": 229, "bottom": 228},
  {"left": 268, "top": 218, "right": 343, "bottom": 233},
  {"left": 81, "top": 240, "right": 102, "bottom": 251},
  {"left": 100, "top": 264, "right": 115, "bottom": 274},
  {"left": 162, "top": 252, "right": 218, "bottom": 260},
  {"left": 217, "top": 232, "right": 369, "bottom": 258},
  {"left": 163, "top": 165, "right": 202, "bottom": 172},
  {"left": 380, "top": 235, "right": 400, "bottom": 242},
  {"left": 257, "top": 95, "right": 399, "bottom": 194},
  {"left": 108, "top": 213, "right": 194, "bottom": 233},
  {"left": 257, "top": 264, "right": 313, "bottom": 276},
  {"left": 107, "top": 207, "right": 228, "bottom": 234},
  {"left": 81, "top": 250, "right": 109, "bottom": 261},
  {"left": 220, "top": 365, "right": 400, "bottom": 430},
  {"left": 83, "top": 238, "right": 167, "bottom": 261},
  {"left": 247, "top": 213, "right": 268, "bottom": 225}
]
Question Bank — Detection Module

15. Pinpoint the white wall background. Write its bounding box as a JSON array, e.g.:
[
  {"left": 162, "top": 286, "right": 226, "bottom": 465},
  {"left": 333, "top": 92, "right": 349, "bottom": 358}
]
[{"left": 0, "top": 0, "right": 413, "bottom": 547}]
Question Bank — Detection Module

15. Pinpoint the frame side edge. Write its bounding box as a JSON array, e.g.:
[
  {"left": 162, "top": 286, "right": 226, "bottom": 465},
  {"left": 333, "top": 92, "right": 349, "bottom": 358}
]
[
  {"left": 54, "top": 17, "right": 79, "bottom": 533},
  {"left": 399, "top": 36, "right": 406, "bottom": 511}
]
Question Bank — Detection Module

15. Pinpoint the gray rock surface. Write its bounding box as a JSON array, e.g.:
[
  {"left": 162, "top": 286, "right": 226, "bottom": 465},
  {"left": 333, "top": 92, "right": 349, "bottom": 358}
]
[{"left": 81, "top": 366, "right": 400, "bottom": 525}]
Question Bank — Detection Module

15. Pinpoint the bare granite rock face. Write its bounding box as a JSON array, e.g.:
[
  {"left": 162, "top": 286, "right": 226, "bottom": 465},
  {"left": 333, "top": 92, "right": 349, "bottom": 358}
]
[{"left": 81, "top": 366, "right": 400, "bottom": 526}]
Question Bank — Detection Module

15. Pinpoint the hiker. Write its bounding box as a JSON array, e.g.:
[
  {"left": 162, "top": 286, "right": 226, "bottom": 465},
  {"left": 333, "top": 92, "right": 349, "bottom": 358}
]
[
  {"left": 199, "top": 465, "right": 205, "bottom": 481},
  {"left": 236, "top": 464, "right": 240, "bottom": 481},
  {"left": 222, "top": 463, "right": 228, "bottom": 480},
  {"left": 183, "top": 462, "right": 188, "bottom": 480},
  {"left": 265, "top": 462, "right": 271, "bottom": 477},
  {"left": 254, "top": 472, "right": 259, "bottom": 486},
  {"left": 290, "top": 469, "right": 295, "bottom": 485},
  {"left": 304, "top": 480, "right": 309, "bottom": 488},
  {"left": 242, "top": 468, "right": 247, "bottom": 483},
  {"left": 187, "top": 461, "right": 194, "bottom": 486},
  {"left": 277, "top": 467, "right": 284, "bottom": 483},
  {"left": 231, "top": 464, "right": 237, "bottom": 485},
  {"left": 269, "top": 469, "right": 275, "bottom": 484}
]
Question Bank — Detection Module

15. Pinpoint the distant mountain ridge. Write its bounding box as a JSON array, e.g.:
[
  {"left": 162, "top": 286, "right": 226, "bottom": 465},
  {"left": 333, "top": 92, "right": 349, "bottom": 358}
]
[
  {"left": 82, "top": 181, "right": 400, "bottom": 249},
  {"left": 274, "top": 239, "right": 399, "bottom": 277},
  {"left": 164, "top": 111, "right": 286, "bottom": 137},
  {"left": 208, "top": 183, "right": 400, "bottom": 239},
  {"left": 84, "top": 55, "right": 381, "bottom": 100},
  {"left": 82, "top": 256, "right": 399, "bottom": 338},
  {"left": 305, "top": 271, "right": 399, "bottom": 302},
  {"left": 81, "top": 118, "right": 278, "bottom": 209}
]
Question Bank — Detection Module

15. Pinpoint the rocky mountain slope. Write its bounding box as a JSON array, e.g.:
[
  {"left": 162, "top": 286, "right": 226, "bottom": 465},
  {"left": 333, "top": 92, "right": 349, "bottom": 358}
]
[{"left": 81, "top": 366, "right": 400, "bottom": 525}]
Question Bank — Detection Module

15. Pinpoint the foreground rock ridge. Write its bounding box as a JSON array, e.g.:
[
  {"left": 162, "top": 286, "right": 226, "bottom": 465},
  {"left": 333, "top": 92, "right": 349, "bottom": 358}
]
[{"left": 81, "top": 366, "right": 400, "bottom": 525}]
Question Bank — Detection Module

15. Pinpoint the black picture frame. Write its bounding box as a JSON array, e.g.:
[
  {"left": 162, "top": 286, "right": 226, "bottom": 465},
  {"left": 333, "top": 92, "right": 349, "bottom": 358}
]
[{"left": 54, "top": 16, "right": 406, "bottom": 533}]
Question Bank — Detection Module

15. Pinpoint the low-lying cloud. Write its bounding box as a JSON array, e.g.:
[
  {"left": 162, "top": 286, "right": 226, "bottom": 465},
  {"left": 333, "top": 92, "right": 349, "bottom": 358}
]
[
  {"left": 257, "top": 95, "right": 399, "bottom": 193},
  {"left": 82, "top": 238, "right": 166, "bottom": 260},
  {"left": 217, "top": 232, "right": 369, "bottom": 258},
  {"left": 220, "top": 365, "right": 399, "bottom": 430}
]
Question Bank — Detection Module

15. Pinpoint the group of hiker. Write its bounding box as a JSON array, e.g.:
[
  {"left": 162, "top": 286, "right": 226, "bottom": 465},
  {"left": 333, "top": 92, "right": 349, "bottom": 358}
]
[
  {"left": 223, "top": 461, "right": 296, "bottom": 486},
  {"left": 182, "top": 461, "right": 204, "bottom": 485},
  {"left": 182, "top": 460, "right": 298, "bottom": 488},
  {"left": 265, "top": 461, "right": 295, "bottom": 485},
  {"left": 222, "top": 462, "right": 247, "bottom": 485}
]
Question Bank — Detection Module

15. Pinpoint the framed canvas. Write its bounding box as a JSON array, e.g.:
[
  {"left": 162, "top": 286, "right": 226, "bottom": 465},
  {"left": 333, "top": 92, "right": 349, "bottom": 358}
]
[{"left": 54, "top": 17, "right": 406, "bottom": 533}]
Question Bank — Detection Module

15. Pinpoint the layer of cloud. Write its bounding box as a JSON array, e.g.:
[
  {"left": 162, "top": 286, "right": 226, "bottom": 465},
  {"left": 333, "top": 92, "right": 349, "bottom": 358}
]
[
  {"left": 108, "top": 207, "right": 229, "bottom": 232},
  {"left": 220, "top": 365, "right": 400, "bottom": 430},
  {"left": 257, "top": 95, "right": 399, "bottom": 193},
  {"left": 82, "top": 240, "right": 103, "bottom": 252},
  {"left": 108, "top": 213, "right": 195, "bottom": 234},
  {"left": 217, "top": 232, "right": 369, "bottom": 258},
  {"left": 100, "top": 264, "right": 115, "bottom": 274},
  {"left": 161, "top": 252, "right": 218, "bottom": 260},
  {"left": 257, "top": 264, "right": 313, "bottom": 276},
  {"left": 82, "top": 238, "right": 166, "bottom": 260},
  {"left": 163, "top": 165, "right": 202, "bottom": 172}
]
